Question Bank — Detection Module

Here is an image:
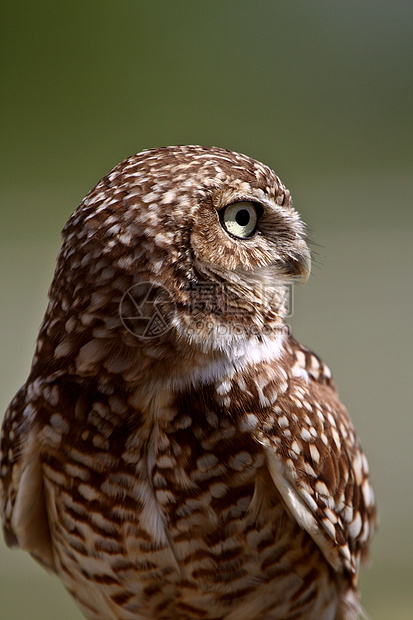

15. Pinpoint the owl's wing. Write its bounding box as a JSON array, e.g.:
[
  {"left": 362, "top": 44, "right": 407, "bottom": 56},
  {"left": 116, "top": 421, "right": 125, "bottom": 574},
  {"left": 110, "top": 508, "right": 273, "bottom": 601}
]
[
  {"left": 255, "top": 338, "right": 376, "bottom": 574},
  {"left": 0, "top": 385, "right": 55, "bottom": 569}
]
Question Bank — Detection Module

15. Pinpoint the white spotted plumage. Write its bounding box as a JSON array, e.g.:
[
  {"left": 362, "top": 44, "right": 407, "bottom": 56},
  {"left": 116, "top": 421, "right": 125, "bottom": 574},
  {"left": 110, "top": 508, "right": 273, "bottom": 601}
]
[{"left": 1, "top": 145, "right": 376, "bottom": 619}]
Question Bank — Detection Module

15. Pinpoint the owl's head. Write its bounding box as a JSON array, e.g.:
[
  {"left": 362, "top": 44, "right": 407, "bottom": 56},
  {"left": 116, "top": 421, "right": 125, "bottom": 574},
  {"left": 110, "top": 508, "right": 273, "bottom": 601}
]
[{"left": 41, "top": 146, "right": 310, "bottom": 383}]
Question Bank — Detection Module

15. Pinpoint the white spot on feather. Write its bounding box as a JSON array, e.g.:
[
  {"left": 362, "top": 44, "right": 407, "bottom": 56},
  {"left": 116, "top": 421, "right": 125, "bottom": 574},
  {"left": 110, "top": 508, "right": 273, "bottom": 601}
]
[{"left": 348, "top": 511, "right": 362, "bottom": 538}]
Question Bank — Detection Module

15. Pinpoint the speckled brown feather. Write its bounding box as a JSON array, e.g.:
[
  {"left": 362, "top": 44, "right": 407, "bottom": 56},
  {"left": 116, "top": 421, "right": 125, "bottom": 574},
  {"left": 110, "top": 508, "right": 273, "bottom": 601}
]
[{"left": 1, "top": 146, "right": 376, "bottom": 619}]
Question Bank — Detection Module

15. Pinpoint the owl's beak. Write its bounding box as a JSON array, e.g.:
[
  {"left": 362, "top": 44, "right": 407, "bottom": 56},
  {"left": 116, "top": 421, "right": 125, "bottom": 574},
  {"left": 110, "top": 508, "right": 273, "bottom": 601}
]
[{"left": 286, "top": 240, "right": 311, "bottom": 285}]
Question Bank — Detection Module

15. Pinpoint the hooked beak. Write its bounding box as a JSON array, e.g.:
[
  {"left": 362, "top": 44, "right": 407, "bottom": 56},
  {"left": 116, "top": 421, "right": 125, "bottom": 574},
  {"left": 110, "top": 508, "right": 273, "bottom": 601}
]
[{"left": 286, "top": 240, "right": 311, "bottom": 284}]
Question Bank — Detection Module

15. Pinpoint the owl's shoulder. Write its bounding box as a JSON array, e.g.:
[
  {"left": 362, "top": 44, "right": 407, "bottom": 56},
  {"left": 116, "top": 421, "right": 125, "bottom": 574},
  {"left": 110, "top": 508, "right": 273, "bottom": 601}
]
[{"left": 283, "top": 335, "right": 336, "bottom": 389}]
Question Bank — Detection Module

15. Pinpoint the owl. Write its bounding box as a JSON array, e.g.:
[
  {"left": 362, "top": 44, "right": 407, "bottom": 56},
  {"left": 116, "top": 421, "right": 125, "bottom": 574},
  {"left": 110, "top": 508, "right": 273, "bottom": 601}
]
[{"left": 1, "top": 146, "right": 376, "bottom": 619}]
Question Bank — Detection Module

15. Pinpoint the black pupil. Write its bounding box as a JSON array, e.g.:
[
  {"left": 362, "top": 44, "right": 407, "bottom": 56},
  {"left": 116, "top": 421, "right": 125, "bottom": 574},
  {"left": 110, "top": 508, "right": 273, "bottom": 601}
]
[{"left": 235, "top": 209, "right": 251, "bottom": 227}]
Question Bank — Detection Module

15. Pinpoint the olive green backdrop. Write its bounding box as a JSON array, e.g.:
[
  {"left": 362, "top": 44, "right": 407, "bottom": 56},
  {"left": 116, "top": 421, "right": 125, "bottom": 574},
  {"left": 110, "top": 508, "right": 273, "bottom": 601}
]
[{"left": 1, "top": 2, "right": 412, "bottom": 618}]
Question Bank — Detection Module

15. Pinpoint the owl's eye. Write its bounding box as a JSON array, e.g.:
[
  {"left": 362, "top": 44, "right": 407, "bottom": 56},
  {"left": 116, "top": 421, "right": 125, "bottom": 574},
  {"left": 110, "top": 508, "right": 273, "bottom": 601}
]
[{"left": 221, "top": 201, "right": 260, "bottom": 239}]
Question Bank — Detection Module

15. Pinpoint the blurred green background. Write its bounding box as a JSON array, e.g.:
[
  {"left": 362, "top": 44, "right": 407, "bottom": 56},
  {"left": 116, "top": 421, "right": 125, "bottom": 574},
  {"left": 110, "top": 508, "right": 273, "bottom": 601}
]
[{"left": 1, "top": 2, "right": 412, "bottom": 618}]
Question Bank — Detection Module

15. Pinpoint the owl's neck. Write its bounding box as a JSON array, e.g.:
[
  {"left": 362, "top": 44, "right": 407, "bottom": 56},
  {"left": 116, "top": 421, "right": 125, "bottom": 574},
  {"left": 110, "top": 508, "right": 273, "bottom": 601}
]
[
  {"left": 49, "top": 315, "right": 289, "bottom": 416},
  {"left": 120, "top": 326, "right": 288, "bottom": 421},
  {"left": 169, "top": 327, "right": 288, "bottom": 391}
]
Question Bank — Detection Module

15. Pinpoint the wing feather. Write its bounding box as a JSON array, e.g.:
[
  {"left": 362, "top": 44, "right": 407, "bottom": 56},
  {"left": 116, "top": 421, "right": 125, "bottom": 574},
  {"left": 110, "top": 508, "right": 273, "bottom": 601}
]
[
  {"left": 0, "top": 386, "right": 55, "bottom": 569},
  {"left": 254, "top": 337, "right": 376, "bottom": 574}
]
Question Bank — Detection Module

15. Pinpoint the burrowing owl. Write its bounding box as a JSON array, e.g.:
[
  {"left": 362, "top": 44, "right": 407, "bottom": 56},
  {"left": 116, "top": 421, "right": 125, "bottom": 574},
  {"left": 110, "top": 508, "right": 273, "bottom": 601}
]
[{"left": 1, "top": 146, "right": 376, "bottom": 619}]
